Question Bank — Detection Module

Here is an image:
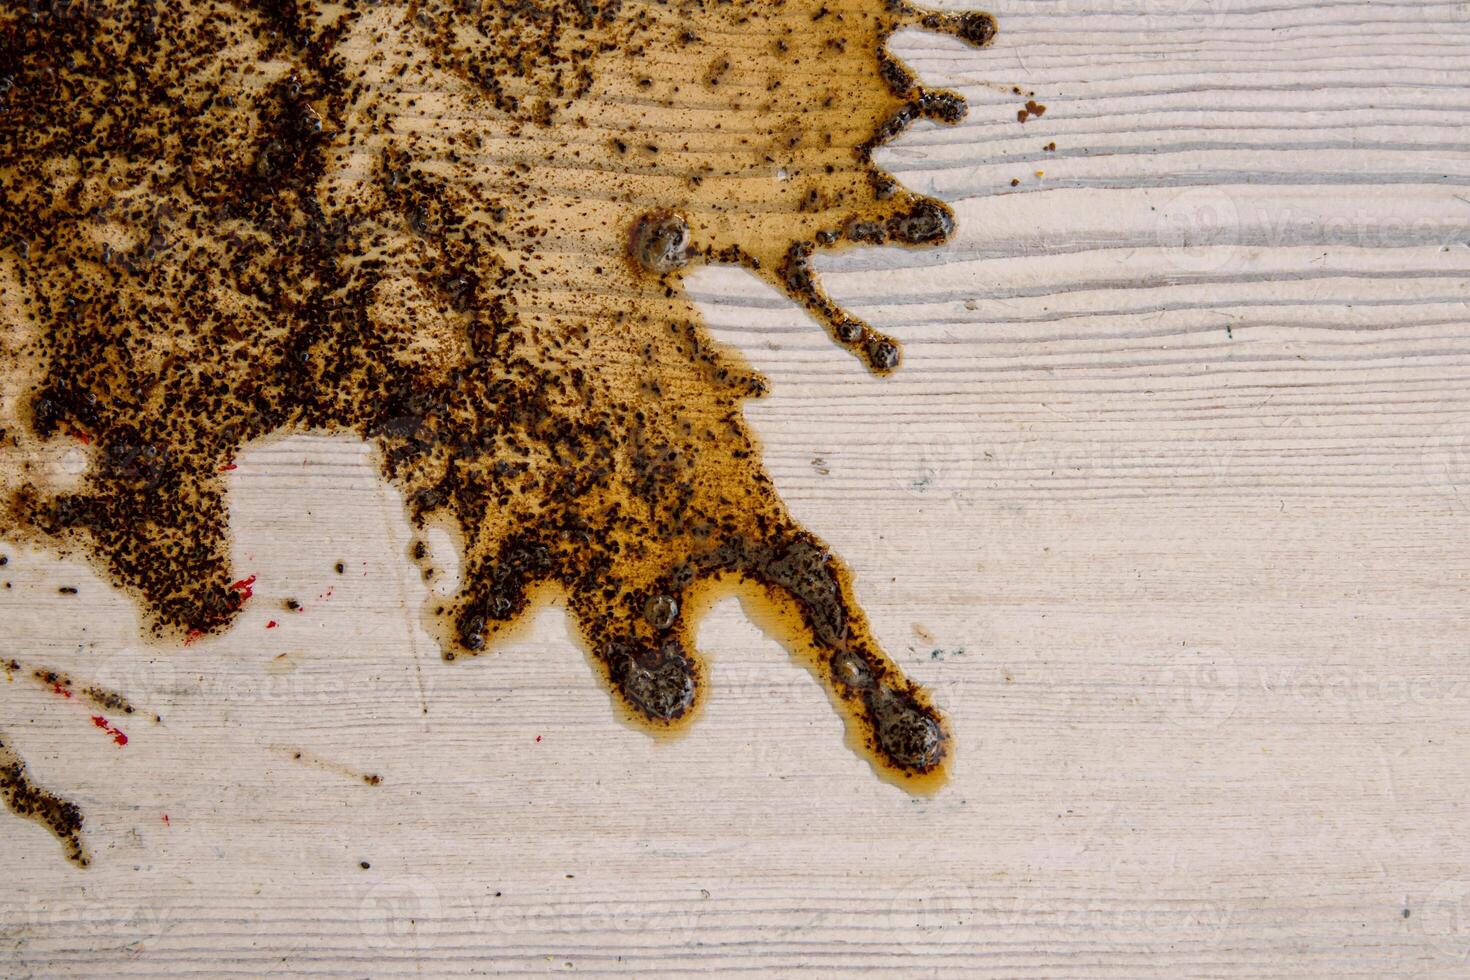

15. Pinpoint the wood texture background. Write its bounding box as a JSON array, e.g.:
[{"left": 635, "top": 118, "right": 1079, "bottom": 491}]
[{"left": 5, "top": 0, "right": 1470, "bottom": 974}]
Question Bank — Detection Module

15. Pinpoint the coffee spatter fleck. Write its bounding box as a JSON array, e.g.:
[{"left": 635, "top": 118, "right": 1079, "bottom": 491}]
[{"left": 0, "top": 0, "right": 998, "bottom": 857}]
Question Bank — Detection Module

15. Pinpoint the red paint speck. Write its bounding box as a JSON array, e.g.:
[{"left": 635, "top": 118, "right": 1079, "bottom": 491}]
[
  {"left": 184, "top": 628, "right": 204, "bottom": 646},
  {"left": 161, "top": 814, "right": 170, "bottom": 827},
  {"left": 91, "top": 715, "right": 128, "bottom": 746},
  {"left": 51, "top": 682, "right": 73, "bottom": 699},
  {"left": 266, "top": 620, "right": 278, "bottom": 629},
  {"left": 66, "top": 425, "right": 92, "bottom": 445},
  {"left": 535, "top": 735, "right": 542, "bottom": 743},
  {"left": 229, "top": 575, "right": 257, "bottom": 601},
  {"left": 219, "top": 462, "right": 238, "bottom": 472}
]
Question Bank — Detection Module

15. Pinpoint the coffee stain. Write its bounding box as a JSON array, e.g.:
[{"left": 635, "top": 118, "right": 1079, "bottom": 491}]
[
  {"left": 0, "top": 0, "right": 996, "bottom": 860},
  {"left": 23, "top": 664, "right": 139, "bottom": 717},
  {"left": 0, "top": 732, "right": 88, "bottom": 866},
  {"left": 10, "top": 656, "right": 158, "bottom": 716},
  {"left": 275, "top": 745, "right": 383, "bottom": 787}
]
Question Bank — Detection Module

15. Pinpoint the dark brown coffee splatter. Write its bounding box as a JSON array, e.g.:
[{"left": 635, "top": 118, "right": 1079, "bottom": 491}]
[
  {"left": 0, "top": 734, "right": 88, "bottom": 866},
  {"left": 0, "top": 0, "right": 996, "bottom": 859}
]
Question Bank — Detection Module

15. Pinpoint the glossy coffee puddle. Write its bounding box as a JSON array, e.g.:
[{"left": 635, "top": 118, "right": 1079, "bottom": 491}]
[{"left": 0, "top": 0, "right": 995, "bottom": 863}]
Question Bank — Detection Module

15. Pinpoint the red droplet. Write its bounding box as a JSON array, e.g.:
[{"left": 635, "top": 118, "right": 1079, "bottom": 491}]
[
  {"left": 91, "top": 715, "right": 128, "bottom": 746},
  {"left": 161, "top": 814, "right": 170, "bottom": 826},
  {"left": 51, "top": 682, "right": 73, "bottom": 699},
  {"left": 184, "top": 628, "right": 204, "bottom": 646},
  {"left": 535, "top": 735, "right": 542, "bottom": 743},
  {"left": 219, "top": 462, "right": 238, "bottom": 472},
  {"left": 266, "top": 620, "right": 278, "bottom": 629}
]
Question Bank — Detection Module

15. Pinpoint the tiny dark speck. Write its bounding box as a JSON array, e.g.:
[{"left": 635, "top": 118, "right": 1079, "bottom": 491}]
[
  {"left": 1403, "top": 908, "right": 1411, "bottom": 918},
  {"left": 58, "top": 586, "right": 78, "bottom": 595},
  {"left": 360, "top": 861, "right": 371, "bottom": 870}
]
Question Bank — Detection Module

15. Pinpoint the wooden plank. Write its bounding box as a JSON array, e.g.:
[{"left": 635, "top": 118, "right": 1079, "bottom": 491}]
[{"left": 3, "top": 0, "right": 1470, "bottom": 975}]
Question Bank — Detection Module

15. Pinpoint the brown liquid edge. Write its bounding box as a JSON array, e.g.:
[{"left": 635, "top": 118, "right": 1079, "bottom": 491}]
[
  {"left": 442, "top": 570, "right": 951, "bottom": 796},
  {"left": 697, "top": 574, "right": 952, "bottom": 797},
  {"left": 0, "top": 0, "right": 996, "bottom": 862}
]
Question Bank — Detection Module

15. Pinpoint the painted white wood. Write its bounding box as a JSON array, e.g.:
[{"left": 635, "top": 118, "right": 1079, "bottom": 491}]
[{"left": 4, "top": 0, "right": 1470, "bottom": 974}]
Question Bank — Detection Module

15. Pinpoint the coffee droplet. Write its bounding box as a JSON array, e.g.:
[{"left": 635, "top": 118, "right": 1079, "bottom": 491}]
[
  {"left": 832, "top": 650, "right": 875, "bottom": 689},
  {"left": 0, "top": 0, "right": 996, "bottom": 855},
  {"left": 630, "top": 211, "right": 692, "bottom": 274},
  {"left": 607, "top": 640, "right": 698, "bottom": 721},
  {"left": 644, "top": 594, "right": 679, "bottom": 631},
  {"left": 870, "top": 685, "right": 946, "bottom": 772}
]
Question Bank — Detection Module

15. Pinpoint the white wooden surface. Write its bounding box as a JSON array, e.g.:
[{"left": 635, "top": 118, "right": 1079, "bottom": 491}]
[{"left": 5, "top": 0, "right": 1470, "bottom": 975}]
